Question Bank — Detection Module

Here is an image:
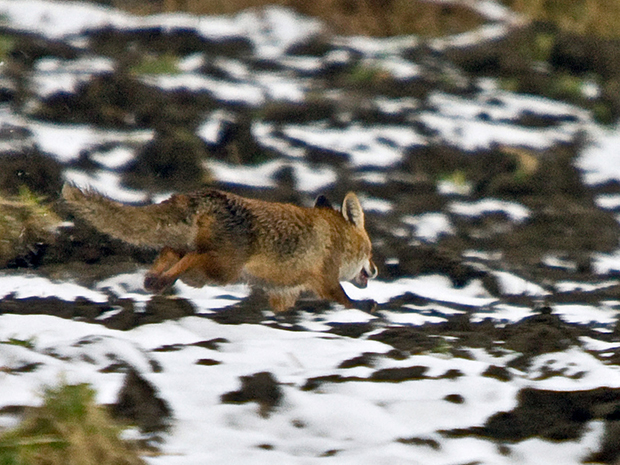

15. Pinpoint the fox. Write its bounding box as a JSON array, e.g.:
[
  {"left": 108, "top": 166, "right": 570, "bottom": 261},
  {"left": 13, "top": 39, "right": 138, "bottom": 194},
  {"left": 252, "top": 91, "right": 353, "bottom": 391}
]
[{"left": 62, "top": 185, "right": 378, "bottom": 313}]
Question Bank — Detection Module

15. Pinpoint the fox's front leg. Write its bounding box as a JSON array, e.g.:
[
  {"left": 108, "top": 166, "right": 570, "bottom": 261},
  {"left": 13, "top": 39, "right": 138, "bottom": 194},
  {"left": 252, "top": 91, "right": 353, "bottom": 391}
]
[
  {"left": 267, "top": 290, "right": 301, "bottom": 313},
  {"left": 319, "top": 280, "right": 377, "bottom": 313}
]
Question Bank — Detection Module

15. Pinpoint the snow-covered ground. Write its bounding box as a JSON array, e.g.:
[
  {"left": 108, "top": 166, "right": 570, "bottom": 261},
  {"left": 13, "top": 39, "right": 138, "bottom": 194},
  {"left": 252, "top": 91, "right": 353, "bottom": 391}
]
[
  {"left": 1, "top": 270, "right": 618, "bottom": 465},
  {"left": 2, "top": 1, "right": 620, "bottom": 464}
]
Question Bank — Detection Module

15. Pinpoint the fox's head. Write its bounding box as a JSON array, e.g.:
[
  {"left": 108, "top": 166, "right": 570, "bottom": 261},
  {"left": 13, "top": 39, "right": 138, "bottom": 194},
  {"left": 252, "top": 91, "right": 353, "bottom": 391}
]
[{"left": 316, "top": 192, "right": 378, "bottom": 289}]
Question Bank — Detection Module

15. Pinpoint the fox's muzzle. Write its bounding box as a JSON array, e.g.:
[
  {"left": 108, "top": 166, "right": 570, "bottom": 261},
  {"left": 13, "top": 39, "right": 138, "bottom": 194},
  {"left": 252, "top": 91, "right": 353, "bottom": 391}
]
[{"left": 352, "top": 260, "right": 378, "bottom": 288}]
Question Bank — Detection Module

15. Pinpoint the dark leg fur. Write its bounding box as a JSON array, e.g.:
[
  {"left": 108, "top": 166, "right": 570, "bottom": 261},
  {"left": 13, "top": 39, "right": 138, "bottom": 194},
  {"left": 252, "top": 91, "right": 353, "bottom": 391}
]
[
  {"left": 144, "top": 248, "right": 244, "bottom": 292},
  {"left": 317, "top": 280, "right": 377, "bottom": 313}
]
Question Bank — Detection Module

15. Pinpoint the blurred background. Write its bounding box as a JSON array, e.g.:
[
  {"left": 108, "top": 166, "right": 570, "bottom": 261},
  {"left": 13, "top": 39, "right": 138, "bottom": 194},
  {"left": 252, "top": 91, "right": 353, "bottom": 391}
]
[
  {"left": 3, "top": 3, "right": 620, "bottom": 464},
  {"left": 1, "top": 0, "right": 620, "bottom": 292}
]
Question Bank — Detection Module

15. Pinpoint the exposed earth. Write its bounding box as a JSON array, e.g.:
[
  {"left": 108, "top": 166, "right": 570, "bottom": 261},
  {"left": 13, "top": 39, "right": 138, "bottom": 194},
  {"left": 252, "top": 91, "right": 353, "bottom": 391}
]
[{"left": 2, "top": 1, "right": 620, "bottom": 463}]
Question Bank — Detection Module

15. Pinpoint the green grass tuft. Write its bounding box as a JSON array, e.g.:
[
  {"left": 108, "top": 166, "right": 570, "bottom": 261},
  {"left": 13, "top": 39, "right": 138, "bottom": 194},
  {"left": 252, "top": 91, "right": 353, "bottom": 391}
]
[
  {"left": 0, "top": 382, "right": 146, "bottom": 465},
  {"left": 130, "top": 54, "right": 180, "bottom": 75},
  {"left": 0, "top": 338, "right": 36, "bottom": 350}
]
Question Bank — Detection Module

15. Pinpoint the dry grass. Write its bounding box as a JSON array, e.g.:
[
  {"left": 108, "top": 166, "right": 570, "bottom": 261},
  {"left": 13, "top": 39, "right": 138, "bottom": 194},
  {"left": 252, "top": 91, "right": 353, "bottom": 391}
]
[
  {"left": 0, "top": 187, "right": 61, "bottom": 267},
  {"left": 104, "top": 0, "right": 486, "bottom": 37},
  {"left": 505, "top": 0, "right": 620, "bottom": 38},
  {"left": 0, "top": 383, "right": 146, "bottom": 465},
  {"left": 101, "top": 0, "right": 620, "bottom": 38}
]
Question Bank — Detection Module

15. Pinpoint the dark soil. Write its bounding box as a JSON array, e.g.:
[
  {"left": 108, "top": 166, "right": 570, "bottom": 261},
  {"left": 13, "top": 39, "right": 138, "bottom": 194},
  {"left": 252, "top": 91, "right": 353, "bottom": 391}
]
[
  {"left": 2, "top": 2, "right": 620, "bottom": 459},
  {"left": 441, "top": 387, "right": 620, "bottom": 463},
  {"left": 221, "top": 372, "right": 284, "bottom": 417},
  {"left": 112, "top": 367, "right": 173, "bottom": 433}
]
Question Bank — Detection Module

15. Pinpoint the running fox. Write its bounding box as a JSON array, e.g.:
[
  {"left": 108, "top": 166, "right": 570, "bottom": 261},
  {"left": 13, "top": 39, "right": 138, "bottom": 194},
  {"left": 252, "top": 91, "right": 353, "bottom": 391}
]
[{"left": 62, "top": 185, "right": 378, "bottom": 313}]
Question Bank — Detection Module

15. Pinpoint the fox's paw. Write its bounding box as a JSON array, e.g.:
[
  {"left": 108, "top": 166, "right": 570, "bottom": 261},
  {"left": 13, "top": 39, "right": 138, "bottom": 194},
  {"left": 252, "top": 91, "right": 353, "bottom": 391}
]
[
  {"left": 354, "top": 299, "right": 378, "bottom": 313},
  {"left": 144, "top": 273, "right": 173, "bottom": 293}
]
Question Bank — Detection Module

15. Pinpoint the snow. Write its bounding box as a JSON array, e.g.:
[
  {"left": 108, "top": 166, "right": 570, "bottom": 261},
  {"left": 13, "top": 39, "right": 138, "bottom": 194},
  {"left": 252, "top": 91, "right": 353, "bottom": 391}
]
[
  {"left": 343, "top": 275, "right": 496, "bottom": 308},
  {"left": 142, "top": 73, "right": 265, "bottom": 105},
  {"left": 236, "top": 6, "right": 323, "bottom": 59},
  {"left": 63, "top": 168, "right": 149, "bottom": 203},
  {"left": 578, "top": 123, "right": 620, "bottom": 185},
  {"left": 32, "top": 57, "right": 115, "bottom": 97},
  {"left": 449, "top": 198, "right": 531, "bottom": 222},
  {"left": 3, "top": 1, "right": 620, "bottom": 464},
  {"left": 29, "top": 121, "right": 153, "bottom": 164},
  {"left": 552, "top": 304, "right": 619, "bottom": 326},
  {"left": 0, "top": 274, "right": 107, "bottom": 302},
  {"left": 283, "top": 123, "right": 424, "bottom": 167},
  {"left": 595, "top": 193, "right": 620, "bottom": 210},
  {"left": 402, "top": 213, "right": 455, "bottom": 242},
  {"left": 206, "top": 159, "right": 337, "bottom": 193},
  {"left": 491, "top": 270, "right": 549, "bottom": 296},
  {"left": 593, "top": 250, "right": 620, "bottom": 275},
  {"left": 0, "top": 0, "right": 131, "bottom": 38},
  {"left": 0, "top": 290, "right": 612, "bottom": 464}
]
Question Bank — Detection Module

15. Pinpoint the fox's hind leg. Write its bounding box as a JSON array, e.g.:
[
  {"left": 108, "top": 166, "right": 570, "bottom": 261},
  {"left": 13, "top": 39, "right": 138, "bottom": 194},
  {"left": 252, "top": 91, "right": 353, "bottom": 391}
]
[
  {"left": 144, "top": 249, "right": 245, "bottom": 292},
  {"left": 144, "top": 247, "right": 183, "bottom": 292}
]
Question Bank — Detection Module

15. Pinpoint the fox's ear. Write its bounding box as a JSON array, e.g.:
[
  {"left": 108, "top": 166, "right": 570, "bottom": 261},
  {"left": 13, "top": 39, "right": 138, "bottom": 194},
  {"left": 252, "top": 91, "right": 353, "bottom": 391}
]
[
  {"left": 314, "top": 195, "right": 333, "bottom": 209},
  {"left": 342, "top": 192, "right": 364, "bottom": 228}
]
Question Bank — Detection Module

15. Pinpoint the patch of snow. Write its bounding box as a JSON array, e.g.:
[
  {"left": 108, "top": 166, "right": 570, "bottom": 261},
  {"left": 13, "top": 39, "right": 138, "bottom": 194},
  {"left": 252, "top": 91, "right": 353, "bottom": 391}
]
[
  {"left": 581, "top": 336, "right": 620, "bottom": 352},
  {"left": 491, "top": 271, "right": 549, "bottom": 296},
  {"left": 374, "top": 96, "right": 419, "bottom": 115},
  {"left": 141, "top": 74, "right": 265, "bottom": 106},
  {"left": 335, "top": 35, "right": 419, "bottom": 57},
  {"left": 35, "top": 55, "right": 114, "bottom": 72},
  {"left": 31, "top": 72, "right": 90, "bottom": 97},
  {"left": 449, "top": 198, "right": 531, "bottom": 222},
  {"left": 359, "top": 196, "right": 393, "bottom": 213},
  {"left": 255, "top": 72, "right": 308, "bottom": 102},
  {"left": 206, "top": 159, "right": 336, "bottom": 193},
  {"left": 437, "top": 178, "right": 472, "bottom": 196},
  {"left": 555, "top": 280, "right": 618, "bottom": 293},
  {"left": 0, "top": 274, "right": 107, "bottom": 302},
  {"left": 528, "top": 347, "right": 620, "bottom": 390},
  {"left": 253, "top": 121, "right": 306, "bottom": 158},
  {"left": 0, "top": 0, "right": 130, "bottom": 38},
  {"left": 592, "top": 250, "right": 620, "bottom": 275},
  {"left": 91, "top": 146, "right": 135, "bottom": 169},
  {"left": 63, "top": 168, "right": 148, "bottom": 203},
  {"left": 96, "top": 271, "right": 151, "bottom": 302},
  {"left": 30, "top": 120, "right": 152, "bottom": 163},
  {"left": 578, "top": 124, "right": 620, "bottom": 185},
  {"left": 174, "top": 282, "right": 250, "bottom": 311},
  {"left": 402, "top": 212, "right": 455, "bottom": 242},
  {"left": 344, "top": 275, "right": 496, "bottom": 308},
  {"left": 177, "top": 53, "right": 205, "bottom": 72},
  {"left": 380, "top": 306, "right": 455, "bottom": 325},
  {"left": 432, "top": 23, "right": 512, "bottom": 50},
  {"left": 236, "top": 6, "right": 323, "bottom": 59},
  {"left": 473, "top": 303, "right": 534, "bottom": 322},
  {"left": 283, "top": 123, "right": 424, "bottom": 167},
  {"left": 420, "top": 111, "right": 577, "bottom": 151},
  {"left": 420, "top": 91, "right": 586, "bottom": 152},
  {"left": 595, "top": 193, "right": 620, "bottom": 210},
  {"left": 368, "top": 56, "right": 421, "bottom": 80},
  {"left": 353, "top": 171, "right": 388, "bottom": 184},
  {"left": 551, "top": 304, "right": 619, "bottom": 326},
  {"left": 279, "top": 56, "right": 323, "bottom": 73},
  {"left": 541, "top": 254, "right": 578, "bottom": 272}
]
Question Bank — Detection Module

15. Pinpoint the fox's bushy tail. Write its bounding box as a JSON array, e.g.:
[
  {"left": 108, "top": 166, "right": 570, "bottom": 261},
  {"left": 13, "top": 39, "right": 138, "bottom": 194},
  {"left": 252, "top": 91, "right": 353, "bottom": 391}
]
[{"left": 62, "top": 184, "right": 194, "bottom": 250}]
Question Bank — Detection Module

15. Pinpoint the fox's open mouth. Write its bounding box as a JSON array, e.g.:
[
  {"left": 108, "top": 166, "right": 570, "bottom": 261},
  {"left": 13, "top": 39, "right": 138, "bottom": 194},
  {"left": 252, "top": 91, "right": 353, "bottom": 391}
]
[{"left": 353, "top": 268, "right": 370, "bottom": 289}]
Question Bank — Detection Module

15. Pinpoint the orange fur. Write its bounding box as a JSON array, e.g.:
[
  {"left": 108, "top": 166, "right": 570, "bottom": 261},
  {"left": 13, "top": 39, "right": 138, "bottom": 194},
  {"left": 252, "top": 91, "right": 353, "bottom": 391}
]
[{"left": 63, "top": 185, "right": 378, "bottom": 312}]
